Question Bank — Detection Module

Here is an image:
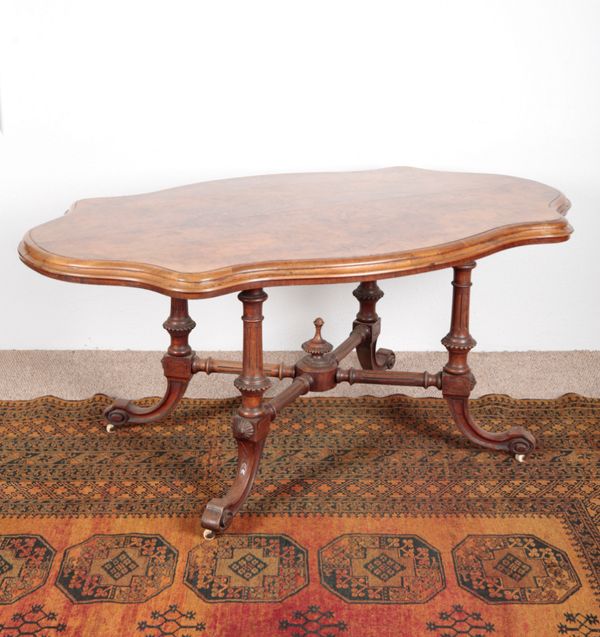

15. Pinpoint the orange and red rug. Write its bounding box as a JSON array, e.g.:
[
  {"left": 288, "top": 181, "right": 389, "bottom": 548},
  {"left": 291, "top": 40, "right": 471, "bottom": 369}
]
[{"left": 0, "top": 393, "right": 598, "bottom": 636}]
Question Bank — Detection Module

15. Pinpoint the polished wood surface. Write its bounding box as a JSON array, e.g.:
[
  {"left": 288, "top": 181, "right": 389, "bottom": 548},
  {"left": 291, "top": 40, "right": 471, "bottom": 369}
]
[{"left": 18, "top": 167, "right": 571, "bottom": 298}]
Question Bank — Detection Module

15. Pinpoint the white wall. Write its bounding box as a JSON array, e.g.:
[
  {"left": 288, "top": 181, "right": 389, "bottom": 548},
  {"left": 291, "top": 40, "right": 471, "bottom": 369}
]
[{"left": 1, "top": 0, "right": 599, "bottom": 351}]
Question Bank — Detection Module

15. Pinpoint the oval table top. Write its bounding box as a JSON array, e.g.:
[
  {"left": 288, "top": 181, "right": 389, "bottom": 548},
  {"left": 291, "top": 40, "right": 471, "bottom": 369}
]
[{"left": 19, "top": 167, "right": 572, "bottom": 298}]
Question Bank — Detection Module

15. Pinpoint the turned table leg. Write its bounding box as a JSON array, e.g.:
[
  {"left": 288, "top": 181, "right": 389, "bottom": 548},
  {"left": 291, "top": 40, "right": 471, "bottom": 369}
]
[
  {"left": 104, "top": 298, "right": 195, "bottom": 430},
  {"left": 441, "top": 263, "right": 536, "bottom": 461},
  {"left": 352, "top": 281, "right": 395, "bottom": 370},
  {"left": 201, "top": 288, "right": 273, "bottom": 539}
]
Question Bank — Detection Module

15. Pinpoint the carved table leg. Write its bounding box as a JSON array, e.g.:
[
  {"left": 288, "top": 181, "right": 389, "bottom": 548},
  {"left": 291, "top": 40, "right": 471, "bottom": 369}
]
[
  {"left": 352, "top": 281, "right": 395, "bottom": 370},
  {"left": 442, "top": 263, "right": 536, "bottom": 461},
  {"left": 201, "top": 288, "right": 272, "bottom": 538},
  {"left": 104, "top": 298, "right": 195, "bottom": 430}
]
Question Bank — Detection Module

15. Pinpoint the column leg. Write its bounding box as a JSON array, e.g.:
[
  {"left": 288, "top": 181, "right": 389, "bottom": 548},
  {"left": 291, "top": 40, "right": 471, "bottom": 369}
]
[
  {"left": 352, "top": 281, "right": 395, "bottom": 370},
  {"left": 104, "top": 298, "right": 195, "bottom": 430},
  {"left": 201, "top": 288, "right": 272, "bottom": 538},
  {"left": 441, "top": 263, "right": 536, "bottom": 461}
]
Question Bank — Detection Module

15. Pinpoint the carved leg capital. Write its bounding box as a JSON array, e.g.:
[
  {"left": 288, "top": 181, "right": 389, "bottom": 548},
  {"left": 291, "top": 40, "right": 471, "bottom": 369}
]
[
  {"left": 441, "top": 370, "right": 476, "bottom": 396},
  {"left": 232, "top": 412, "right": 272, "bottom": 442}
]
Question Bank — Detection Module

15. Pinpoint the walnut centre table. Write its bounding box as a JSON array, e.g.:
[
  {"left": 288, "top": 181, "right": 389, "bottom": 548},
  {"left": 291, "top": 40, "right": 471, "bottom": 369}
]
[{"left": 18, "top": 167, "right": 572, "bottom": 539}]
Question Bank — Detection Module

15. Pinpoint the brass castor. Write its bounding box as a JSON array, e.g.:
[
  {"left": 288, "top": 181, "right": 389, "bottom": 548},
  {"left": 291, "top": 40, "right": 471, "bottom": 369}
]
[
  {"left": 203, "top": 529, "right": 216, "bottom": 540},
  {"left": 106, "top": 424, "right": 115, "bottom": 433},
  {"left": 514, "top": 453, "right": 526, "bottom": 463}
]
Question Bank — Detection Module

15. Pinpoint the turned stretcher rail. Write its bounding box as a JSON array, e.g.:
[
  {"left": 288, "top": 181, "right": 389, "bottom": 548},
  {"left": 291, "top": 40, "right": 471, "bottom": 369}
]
[
  {"left": 264, "top": 374, "right": 313, "bottom": 419},
  {"left": 336, "top": 368, "right": 442, "bottom": 389},
  {"left": 193, "top": 326, "right": 370, "bottom": 381},
  {"left": 194, "top": 354, "right": 443, "bottom": 389},
  {"left": 192, "top": 356, "right": 296, "bottom": 379},
  {"left": 193, "top": 357, "right": 444, "bottom": 390}
]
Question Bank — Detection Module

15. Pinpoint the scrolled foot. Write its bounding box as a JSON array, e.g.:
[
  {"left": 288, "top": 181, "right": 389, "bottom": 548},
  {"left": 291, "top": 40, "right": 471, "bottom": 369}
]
[
  {"left": 356, "top": 335, "right": 396, "bottom": 371},
  {"left": 507, "top": 430, "right": 536, "bottom": 460},
  {"left": 201, "top": 499, "right": 235, "bottom": 534},
  {"left": 445, "top": 396, "right": 537, "bottom": 457},
  {"left": 508, "top": 432, "right": 536, "bottom": 455},
  {"left": 104, "top": 400, "right": 131, "bottom": 430},
  {"left": 103, "top": 377, "right": 190, "bottom": 429},
  {"left": 103, "top": 299, "right": 196, "bottom": 430},
  {"left": 201, "top": 437, "right": 266, "bottom": 535},
  {"left": 375, "top": 348, "right": 396, "bottom": 370}
]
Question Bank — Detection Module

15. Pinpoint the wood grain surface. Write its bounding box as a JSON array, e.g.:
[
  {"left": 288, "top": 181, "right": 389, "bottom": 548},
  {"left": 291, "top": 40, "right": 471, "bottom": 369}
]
[{"left": 18, "top": 167, "right": 572, "bottom": 298}]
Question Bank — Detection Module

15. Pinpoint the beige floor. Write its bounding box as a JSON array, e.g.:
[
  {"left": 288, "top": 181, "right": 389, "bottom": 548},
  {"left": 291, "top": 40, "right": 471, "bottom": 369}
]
[{"left": 0, "top": 350, "right": 598, "bottom": 400}]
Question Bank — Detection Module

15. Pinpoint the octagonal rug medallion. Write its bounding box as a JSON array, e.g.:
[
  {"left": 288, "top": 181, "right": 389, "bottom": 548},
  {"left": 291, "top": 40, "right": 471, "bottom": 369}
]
[
  {"left": 318, "top": 534, "right": 445, "bottom": 604},
  {"left": 56, "top": 534, "right": 177, "bottom": 603},
  {"left": 452, "top": 534, "right": 581, "bottom": 604},
  {"left": 0, "top": 535, "right": 55, "bottom": 604},
  {"left": 185, "top": 534, "right": 308, "bottom": 602}
]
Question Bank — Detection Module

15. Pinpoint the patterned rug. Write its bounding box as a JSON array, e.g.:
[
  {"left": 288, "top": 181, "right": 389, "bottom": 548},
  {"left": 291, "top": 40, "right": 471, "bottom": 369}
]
[{"left": 0, "top": 393, "right": 597, "bottom": 636}]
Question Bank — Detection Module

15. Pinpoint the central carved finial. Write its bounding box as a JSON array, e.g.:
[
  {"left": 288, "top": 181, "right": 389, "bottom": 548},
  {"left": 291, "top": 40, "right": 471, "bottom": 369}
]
[
  {"left": 302, "top": 317, "right": 333, "bottom": 357},
  {"left": 314, "top": 317, "right": 324, "bottom": 335}
]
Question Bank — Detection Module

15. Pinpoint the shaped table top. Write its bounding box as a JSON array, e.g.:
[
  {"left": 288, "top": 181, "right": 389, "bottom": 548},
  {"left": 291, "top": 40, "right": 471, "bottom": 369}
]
[{"left": 19, "top": 167, "right": 571, "bottom": 298}]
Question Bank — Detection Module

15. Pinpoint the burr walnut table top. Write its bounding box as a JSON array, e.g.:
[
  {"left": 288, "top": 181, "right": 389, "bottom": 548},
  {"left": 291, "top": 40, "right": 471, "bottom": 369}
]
[{"left": 19, "top": 167, "right": 572, "bottom": 298}]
